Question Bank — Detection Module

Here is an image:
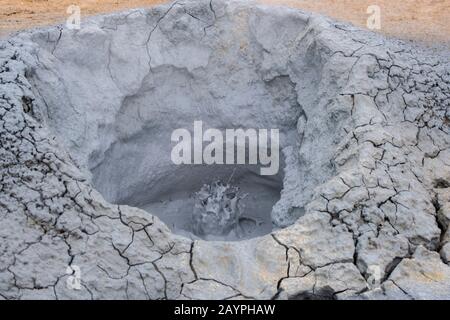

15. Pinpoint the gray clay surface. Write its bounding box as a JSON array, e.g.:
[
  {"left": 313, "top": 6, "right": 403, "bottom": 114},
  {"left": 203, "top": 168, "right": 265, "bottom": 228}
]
[{"left": 0, "top": 0, "right": 449, "bottom": 299}]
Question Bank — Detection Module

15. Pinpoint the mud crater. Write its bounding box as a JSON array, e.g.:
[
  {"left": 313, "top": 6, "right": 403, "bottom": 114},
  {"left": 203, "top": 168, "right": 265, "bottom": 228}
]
[{"left": 25, "top": 0, "right": 341, "bottom": 240}]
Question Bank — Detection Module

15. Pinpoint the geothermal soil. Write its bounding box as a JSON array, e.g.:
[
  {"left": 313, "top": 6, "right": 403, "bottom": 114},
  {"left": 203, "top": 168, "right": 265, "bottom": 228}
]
[
  {"left": 1, "top": 0, "right": 450, "bottom": 44},
  {"left": 1, "top": 0, "right": 449, "bottom": 300}
]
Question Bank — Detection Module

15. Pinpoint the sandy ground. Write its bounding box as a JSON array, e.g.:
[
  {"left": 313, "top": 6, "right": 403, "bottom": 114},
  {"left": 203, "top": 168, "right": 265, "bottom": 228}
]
[
  {"left": 0, "top": 0, "right": 449, "bottom": 45},
  {"left": 0, "top": 0, "right": 166, "bottom": 37},
  {"left": 263, "top": 0, "right": 450, "bottom": 44}
]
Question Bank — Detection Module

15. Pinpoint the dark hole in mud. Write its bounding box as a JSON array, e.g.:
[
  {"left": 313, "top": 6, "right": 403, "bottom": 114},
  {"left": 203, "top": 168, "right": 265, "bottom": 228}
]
[{"left": 434, "top": 178, "right": 450, "bottom": 189}]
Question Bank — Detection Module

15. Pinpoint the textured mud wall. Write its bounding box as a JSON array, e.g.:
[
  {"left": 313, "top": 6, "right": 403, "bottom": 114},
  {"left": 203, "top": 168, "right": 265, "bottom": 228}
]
[{"left": 0, "top": 0, "right": 449, "bottom": 299}]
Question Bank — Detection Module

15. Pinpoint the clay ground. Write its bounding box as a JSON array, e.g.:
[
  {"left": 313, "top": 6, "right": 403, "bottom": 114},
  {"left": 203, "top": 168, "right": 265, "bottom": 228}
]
[{"left": 0, "top": 0, "right": 449, "bottom": 44}]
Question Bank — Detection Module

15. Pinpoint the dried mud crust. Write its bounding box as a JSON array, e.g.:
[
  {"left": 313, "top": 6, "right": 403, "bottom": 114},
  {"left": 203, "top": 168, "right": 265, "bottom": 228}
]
[{"left": 0, "top": 0, "right": 450, "bottom": 300}]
